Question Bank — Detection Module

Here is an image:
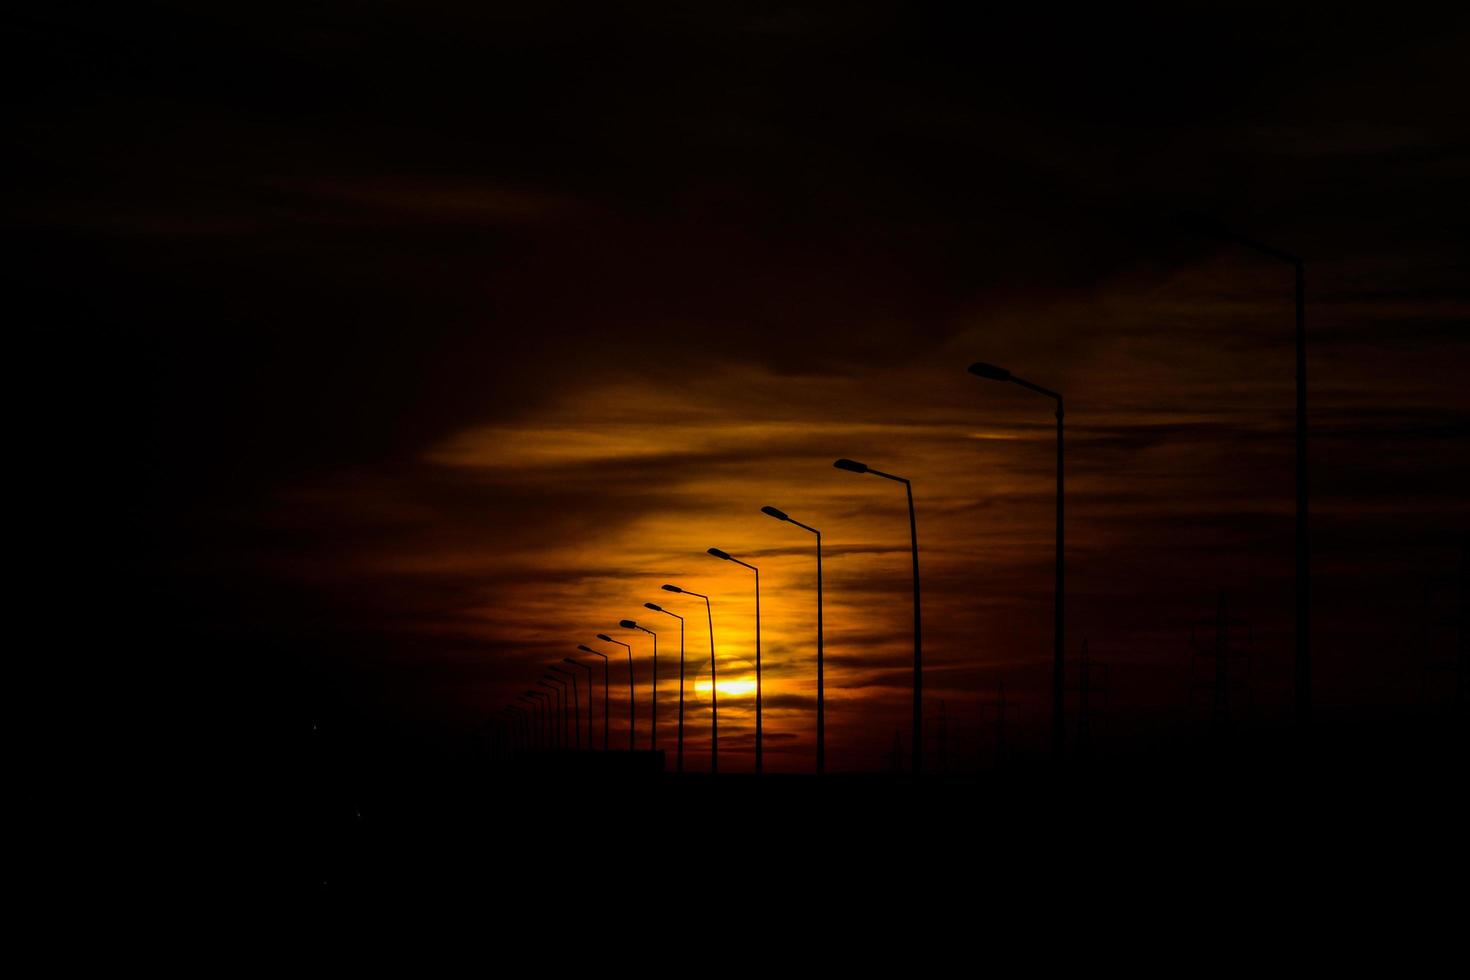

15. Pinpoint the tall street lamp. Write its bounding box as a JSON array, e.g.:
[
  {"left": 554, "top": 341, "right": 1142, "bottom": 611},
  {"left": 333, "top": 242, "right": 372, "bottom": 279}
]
[
  {"left": 707, "top": 547, "right": 763, "bottom": 775},
  {"left": 577, "top": 644, "right": 610, "bottom": 750},
  {"left": 550, "top": 665, "right": 581, "bottom": 750},
  {"left": 761, "top": 505, "right": 825, "bottom": 775},
  {"left": 1181, "top": 213, "right": 1310, "bottom": 731},
  {"left": 967, "top": 360, "right": 1065, "bottom": 761},
  {"left": 644, "top": 602, "right": 687, "bottom": 773},
  {"left": 527, "top": 689, "right": 552, "bottom": 748},
  {"left": 563, "top": 657, "right": 594, "bottom": 750},
  {"left": 539, "top": 677, "right": 567, "bottom": 749},
  {"left": 516, "top": 694, "right": 538, "bottom": 749},
  {"left": 508, "top": 706, "right": 529, "bottom": 753},
  {"left": 620, "top": 620, "right": 659, "bottom": 753},
  {"left": 598, "top": 633, "right": 635, "bottom": 751},
  {"left": 662, "top": 584, "right": 718, "bottom": 774},
  {"left": 834, "top": 458, "right": 924, "bottom": 774}
]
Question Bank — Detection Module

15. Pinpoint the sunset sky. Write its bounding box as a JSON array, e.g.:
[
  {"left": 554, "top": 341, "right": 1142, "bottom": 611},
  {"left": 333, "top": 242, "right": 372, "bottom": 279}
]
[{"left": 25, "top": 5, "right": 1466, "bottom": 771}]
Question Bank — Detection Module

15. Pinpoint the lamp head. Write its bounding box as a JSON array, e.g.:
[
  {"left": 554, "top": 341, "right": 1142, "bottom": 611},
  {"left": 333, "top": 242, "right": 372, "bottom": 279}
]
[
  {"left": 707, "top": 547, "right": 731, "bottom": 561},
  {"left": 562, "top": 657, "right": 578, "bottom": 664},
  {"left": 577, "top": 644, "right": 594, "bottom": 653},
  {"left": 968, "top": 362, "right": 1012, "bottom": 382},
  {"left": 596, "top": 633, "right": 612, "bottom": 642},
  {"left": 761, "top": 505, "right": 789, "bottom": 522},
  {"left": 833, "top": 458, "right": 868, "bottom": 474},
  {"left": 619, "top": 619, "right": 637, "bottom": 630},
  {"left": 661, "top": 584, "right": 682, "bottom": 593},
  {"left": 643, "top": 602, "right": 662, "bottom": 612}
]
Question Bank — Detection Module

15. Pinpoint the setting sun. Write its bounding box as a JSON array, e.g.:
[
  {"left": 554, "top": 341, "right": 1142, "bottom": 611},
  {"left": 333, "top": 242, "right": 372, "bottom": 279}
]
[{"left": 693, "top": 677, "right": 758, "bottom": 699}]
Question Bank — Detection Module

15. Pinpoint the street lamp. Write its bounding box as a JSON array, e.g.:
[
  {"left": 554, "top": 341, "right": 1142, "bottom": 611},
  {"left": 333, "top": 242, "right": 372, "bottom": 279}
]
[
  {"left": 563, "top": 657, "right": 594, "bottom": 750},
  {"left": 1180, "top": 213, "right": 1310, "bottom": 731},
  {"left": 620, "top": 620, "right": 659, "bottom": 753},
  {"left": 761, "top": 505, "right": 825, "bottom": 775},
  {"left": 516, "top": 694, "right": 537, "bottom": 749},
  {"left": 539, "top": 677, "right": 567, "bottom": 749},
  {"left": 707, "top": 547, "right": 763, "bottom": 775},
  {"left": 577, "top": 644, "right": 610, "bottom": 750},
  {"left": 527, "top": 689, "right": 552, "bottom": 749},
  {"left": 834, "top": 458, "right": 924, "bottom": 774},
  {"left": 510, "top": 706, "right": 530, "bottom": 753},
  {"left": 967, "top": 360, "right": 1065, "bottom": 761},
  {"left": 598, "top": 632, "right": 635, "bottom": 751},
  {"left": 662, "top": 584, "right": 718, "bottom": 774},
  {"left": 644, "top": 602, "right": 687, "bottom": 773},
  {"left": 519, "top": 706, "right": 535, "bottom": 751},
  {"left": 549, "top": 665, "right": 581, "bottom": 750}
]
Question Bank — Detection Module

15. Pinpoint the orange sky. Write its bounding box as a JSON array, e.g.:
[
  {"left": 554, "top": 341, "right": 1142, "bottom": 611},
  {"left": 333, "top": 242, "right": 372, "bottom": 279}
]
[{"left": 260, "top": 253, "right": 1465, "bottom": 771}]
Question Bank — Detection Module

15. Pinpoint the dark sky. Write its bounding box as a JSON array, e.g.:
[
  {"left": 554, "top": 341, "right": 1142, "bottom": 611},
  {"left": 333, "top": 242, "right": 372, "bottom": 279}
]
[{"left": 22, "top": 4, "right": 1467, "bottom": 770}]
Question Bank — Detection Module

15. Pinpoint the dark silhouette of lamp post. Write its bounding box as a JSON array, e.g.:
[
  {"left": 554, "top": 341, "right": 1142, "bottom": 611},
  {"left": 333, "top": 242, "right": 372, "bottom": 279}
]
[
  {"left": 508, "top": 705, "right": 526, "bottom": 752},
  {"left": 527, "top": 689, "right": 551, "bottom": 748},
  {"left": 539, "top": 678, "right": 567, "bottom": 748},
  {"left": 834, "top": 458, "right": 924, "bottom": 774},
  {"left": 524, "top": 692, "right": 545, "bottom": 749},
  {"left": 662, "top": 584, "right": 718, "bottom": 774},
  {"left": 512, "top": 706, "right": 531, "bottom": 752},
  {"left": 1180, "top": 213, "right": 1310, "bottom": 732},
  {"left": 761, "top": 505, "right": 825, "bottom": 775},
  {"left": 967, "top": 361, "right": 1065, "bottom": 761},
  {"left": 549, "top": 665, "right": 580, "bottom": 750},
  {"left": 497, "top": 706, "right": 512, "bottom": 757},
  {"left": 509, "top": 704, "right": 527, "bottom": 751},
  {"left": 563, "top": 657, "right": 594, "bottom": 749},
  {"left": 707, "top": 547, "right": 763, "bottom": 775},
  {"left": 577, "top": 644, "right": 610, "bottom": 750},
  {"left": 620, "top": 620, "right": 659, "bottom": 753},
  {"left": 529, "top": 687, "right": 552, "bottom": 746},
  {"left": 599, "top": 633, "right": 635, "bottom": 751},
  {"left": 644, "top": 602, "right": 687, "bottom": 773},
  {"left": 516, "top": 694, "right": 538, "bottom": 748}
]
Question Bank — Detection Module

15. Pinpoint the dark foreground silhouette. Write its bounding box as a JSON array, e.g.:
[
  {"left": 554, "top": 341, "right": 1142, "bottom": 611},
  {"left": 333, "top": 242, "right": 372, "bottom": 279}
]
[{"left": 294, "top": 713, "right": 1466, "bottom": 908}]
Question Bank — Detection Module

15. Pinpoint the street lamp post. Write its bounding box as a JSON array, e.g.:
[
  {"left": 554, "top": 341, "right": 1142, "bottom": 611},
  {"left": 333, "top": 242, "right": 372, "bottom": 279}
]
[
  {"left": 550, "top": 665, "right": 581, "bottom": 750},
  {"left": 520, "top": 704, "right": 537, "bottom": 753},
  {"left": 967, "top": 361, "right": 1065, "bottom": 761},
  {"left": 1181, "top": 214, "right": 1309, "bottom": 731},
  {"left": 834, "top": 458, "right": 924, "bottom": 774},
  {"left": 527, "top": 689, "right": 551, "bottom": 748},
  {"left": 598, "top": 633, "right": 635, "bottom": 751},
  {"left": 761, "top": 505, "right": 825, "bottom": 775},
  {"left": 539, "top": 677, "right": 567, "bottom": 749},
  {"left": 577, "top": 644, "right": 610, "bottom": 750},
  {"left": 509, "top": 702, "right": 530, "bottom": 752},
  {"left": 644, "top": 602, "right": 687, "bottom": 773},
  {"left": 662, "top": 584, "right": 718, "bottom": 774},
  {"left": 564, "top": 657, "right": 594, "bottom": 749},
  {"left": 516, "top": 694, "right": 538, "bottom": 749},
  {"left": 707, "top": 547, "right": 763, "bottom": 775},
  {"left": 620, "top": 620, "right": 659, "bottom": 753}
]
